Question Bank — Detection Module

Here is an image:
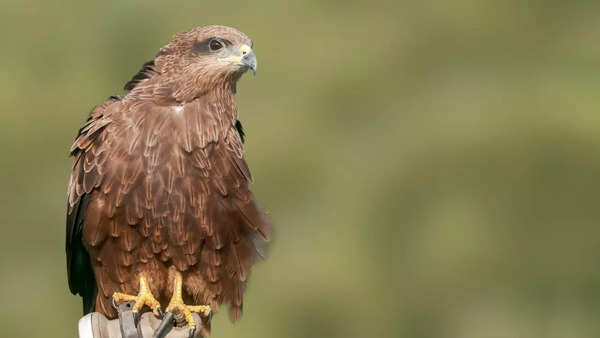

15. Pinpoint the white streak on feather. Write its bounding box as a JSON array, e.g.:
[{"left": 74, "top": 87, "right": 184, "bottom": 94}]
[{"left": 172, "top": 105, "right": 184, "bottom": 114}]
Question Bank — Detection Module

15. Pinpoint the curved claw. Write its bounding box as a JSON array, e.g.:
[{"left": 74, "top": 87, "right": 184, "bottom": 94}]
[
  {"left": 188, "top": 328, "right": 196, "bottom": 338},
  {"left": 152, "top": 312, "right": 175, "bottom": 338},
  {"left": 134, "top": 310, "right": 142, "bottom": 326},
  {"left": 111, "top": 297, "right": 119, "bottom": 311}
]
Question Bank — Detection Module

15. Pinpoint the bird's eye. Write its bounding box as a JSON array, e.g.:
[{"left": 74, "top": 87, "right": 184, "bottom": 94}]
[{"left": 209, "top": 39, "right": 223, "bottom": 51}]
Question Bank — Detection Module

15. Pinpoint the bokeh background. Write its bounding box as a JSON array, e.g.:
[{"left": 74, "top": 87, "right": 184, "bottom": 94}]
[{"left": 1, "top": 1, "right": 600, "bottom": 337}]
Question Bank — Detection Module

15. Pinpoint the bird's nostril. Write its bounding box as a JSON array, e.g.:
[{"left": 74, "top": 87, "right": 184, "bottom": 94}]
[{"left": 242, "top": 51, "right": 247, "bottom": 55}]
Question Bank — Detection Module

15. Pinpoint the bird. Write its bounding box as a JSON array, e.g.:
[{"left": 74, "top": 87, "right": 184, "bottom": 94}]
[{"left": 65, "top": 25, "right": 271, "bottom": 335}]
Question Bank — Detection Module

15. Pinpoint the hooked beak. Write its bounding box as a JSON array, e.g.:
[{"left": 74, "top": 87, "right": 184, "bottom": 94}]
[
  {"left": 242, "top": 50, "right": 257, "bottom": 75},
  {"left": 220, "top": 44, "right": 257, "bottom": 75}
]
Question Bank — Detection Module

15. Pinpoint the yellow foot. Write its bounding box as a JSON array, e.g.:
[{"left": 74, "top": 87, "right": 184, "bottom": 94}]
[
  {"left": 166, "top": 271, "right": 211, "bottom": 333},
  {"left": 112, "top": 275, "right": 162, "bottom": 316}
]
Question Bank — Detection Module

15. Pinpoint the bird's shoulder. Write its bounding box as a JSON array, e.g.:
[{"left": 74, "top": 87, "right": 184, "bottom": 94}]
[{"left": 70, "top": 96, "right": 120, "bottom": 155}]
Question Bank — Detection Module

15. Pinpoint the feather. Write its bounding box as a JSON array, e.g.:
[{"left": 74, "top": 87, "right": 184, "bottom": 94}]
[{"left": 123, "top": 60, "right": 157, "bottom": 91}]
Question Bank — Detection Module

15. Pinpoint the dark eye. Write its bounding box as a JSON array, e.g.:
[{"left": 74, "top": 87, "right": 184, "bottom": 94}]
[{"left": 209, "top": 39, "right": 223, "bottom": 51}]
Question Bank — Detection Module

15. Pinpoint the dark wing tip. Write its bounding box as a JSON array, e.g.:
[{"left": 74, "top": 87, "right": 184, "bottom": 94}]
[
  {"left": 124, "top": 60, "right": 157, "bottom": 91},
  {"left": 66, "top": 193, "right": 98, "bottom": 314},
  {"left": 235, "top": 120, "right": 245, "bottom": 143}
]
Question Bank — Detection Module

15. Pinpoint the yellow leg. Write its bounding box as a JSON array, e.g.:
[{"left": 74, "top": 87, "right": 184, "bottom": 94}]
[
  {"left": 166, "top": 271, "right": 211, "bottom": 332},
  {"left": 113, "top": 275, "right": 162, "bottom": 316}
]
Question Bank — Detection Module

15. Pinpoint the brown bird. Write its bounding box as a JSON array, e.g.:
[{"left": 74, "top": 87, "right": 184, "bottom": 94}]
[{"left": 66, "top": 25, "right": 271, "bottom": 334}]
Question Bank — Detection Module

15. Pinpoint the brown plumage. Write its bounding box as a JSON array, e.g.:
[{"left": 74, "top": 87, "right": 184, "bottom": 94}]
[{"left": 66, "top": 26, "right": 271, "bottom": 323}]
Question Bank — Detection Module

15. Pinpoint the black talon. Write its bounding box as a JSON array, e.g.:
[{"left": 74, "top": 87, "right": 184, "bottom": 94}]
[
  {"left": 156, "top": 306, "right": 164, "bottom": 318},
  {"left": 152, "top": 312, "right": 174, "bottom": 338},
  {"left": 188, "top": 328, "right": 196, "bottom": 338},
  {"left": 133, "top": 311, "right": 141, "bottom": 325}
]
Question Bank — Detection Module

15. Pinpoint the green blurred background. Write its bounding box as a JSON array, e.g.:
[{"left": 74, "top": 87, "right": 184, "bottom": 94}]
[{"left": 1, "top": 1, "right": 600, "bottom": 337}]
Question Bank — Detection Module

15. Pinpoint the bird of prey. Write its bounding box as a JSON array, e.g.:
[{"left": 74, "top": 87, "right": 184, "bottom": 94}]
[{"left": 66, "top": 25, "right": 271, "bottom": 334}]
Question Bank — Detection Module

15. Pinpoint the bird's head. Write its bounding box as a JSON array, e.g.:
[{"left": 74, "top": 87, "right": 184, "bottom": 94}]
[
  {"left": 124, "top": 26, "right": 257, "bottom": 101},
  {"left": 146, "top": 25, "right": 257, "bottom": 98}
]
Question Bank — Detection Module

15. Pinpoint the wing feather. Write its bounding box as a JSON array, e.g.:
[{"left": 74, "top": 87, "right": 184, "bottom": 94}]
[{"left": 66, "top": 98, "right": 116, "bottom": 314}]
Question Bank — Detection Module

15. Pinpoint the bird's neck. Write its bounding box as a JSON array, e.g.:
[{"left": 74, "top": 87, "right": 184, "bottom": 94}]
[
  {"left": 178, "top": 68, "right": 244, "bottom": 102},
  {"left": 128, "top": 71, "right": 241, "bottom": 107}
]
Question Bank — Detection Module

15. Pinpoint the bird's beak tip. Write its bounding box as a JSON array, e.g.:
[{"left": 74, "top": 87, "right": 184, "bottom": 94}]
[{"left": 242, "top": 51, "right": 257, "bottom": 76}]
